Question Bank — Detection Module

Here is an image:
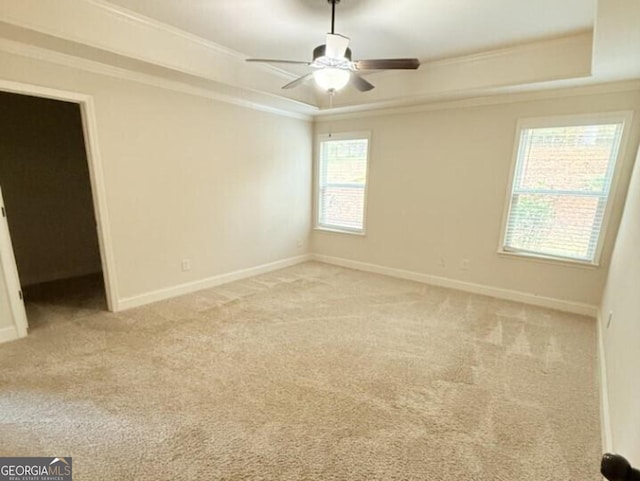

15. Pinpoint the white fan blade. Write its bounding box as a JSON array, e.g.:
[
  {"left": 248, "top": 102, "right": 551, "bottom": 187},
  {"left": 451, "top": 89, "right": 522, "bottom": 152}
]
[{"left": 325, "top": 33, "right": 350, "bottom": 59}]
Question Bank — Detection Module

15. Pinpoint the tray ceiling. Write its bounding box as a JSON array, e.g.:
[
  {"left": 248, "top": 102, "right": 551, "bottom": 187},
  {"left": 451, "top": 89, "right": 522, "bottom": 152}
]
[{"left": 0, "top": 0, "right": 638, "bottom": 115}]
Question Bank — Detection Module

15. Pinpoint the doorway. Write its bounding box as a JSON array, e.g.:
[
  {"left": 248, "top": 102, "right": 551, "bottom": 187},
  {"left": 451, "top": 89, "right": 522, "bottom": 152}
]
[{"left": 0, "top": 81, "right": 117, "bottom": 341}]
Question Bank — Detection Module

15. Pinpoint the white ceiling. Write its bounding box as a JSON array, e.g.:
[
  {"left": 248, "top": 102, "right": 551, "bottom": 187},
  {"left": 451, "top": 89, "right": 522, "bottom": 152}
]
[{"left": 106, "top": 0, "right": 596, "bottom": 67}]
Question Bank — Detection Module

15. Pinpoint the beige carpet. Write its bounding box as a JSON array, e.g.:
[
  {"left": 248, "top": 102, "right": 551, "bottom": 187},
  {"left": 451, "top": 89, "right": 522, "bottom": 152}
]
[{"left": 0, "top": 262, "right": 601, "bottom": 480}]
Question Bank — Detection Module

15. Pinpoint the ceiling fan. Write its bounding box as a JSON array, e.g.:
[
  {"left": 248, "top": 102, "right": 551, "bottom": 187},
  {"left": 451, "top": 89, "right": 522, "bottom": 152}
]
[{"left": 246, "top": 0, "right": 420, "bottom": 93}]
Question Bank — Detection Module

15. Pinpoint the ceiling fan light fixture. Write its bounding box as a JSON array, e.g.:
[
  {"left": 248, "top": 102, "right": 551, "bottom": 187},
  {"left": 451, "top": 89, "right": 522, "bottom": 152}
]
[
  {"left": 313, "top": 68, "right": 351, "bottom": 92},
  {"left": 245, "top": 0, "right": 420, "bottom": 93}
]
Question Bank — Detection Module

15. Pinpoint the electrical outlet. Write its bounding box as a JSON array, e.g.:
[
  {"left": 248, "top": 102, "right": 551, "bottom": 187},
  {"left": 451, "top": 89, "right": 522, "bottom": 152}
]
[
  {"left": 606, "top": 311, "right": 613, "bottom": 329},
  {"left": 460, "top": 258, "right": 470, "bottom": 270},
  {"left": 181, "top": 259, "right": 191, "bottom": 272},
  {"left": 438, "top": 257, "right": 446, "bottom": 268},
  {"left": 297, "top": 239, "right": 303, "bottom": 248}
]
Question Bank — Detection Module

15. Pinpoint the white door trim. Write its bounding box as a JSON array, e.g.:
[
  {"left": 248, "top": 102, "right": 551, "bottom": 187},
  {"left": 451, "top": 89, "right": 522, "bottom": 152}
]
[
  {"left": 0, "top": 185, "right": 28, "bottom": 338},
  {"left": 0, "top": 79, "right": 119, "bottom": 312}
]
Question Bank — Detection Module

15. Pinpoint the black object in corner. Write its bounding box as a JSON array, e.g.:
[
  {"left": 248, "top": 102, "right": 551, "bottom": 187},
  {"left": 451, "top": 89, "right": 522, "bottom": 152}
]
[{"left": 602, "top": 453, "right": 640, "bottom": 481}]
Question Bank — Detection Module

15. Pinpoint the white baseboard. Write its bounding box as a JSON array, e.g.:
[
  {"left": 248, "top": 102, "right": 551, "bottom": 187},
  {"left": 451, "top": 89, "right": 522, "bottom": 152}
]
[
  {"left": 0, "top": 325, "right": 19, "bottom": 345},
  {"left": 115, "top": 250, "right": 596, "bottom": 316},
  {"left": 116, "top": 254, "right": 312, "bottom": 311},
  {"left": 312, "top": 254, "right": 598, "bottom": 316},
  {"left": 597, "top": 310, "right": 613, "bottom": 453}
]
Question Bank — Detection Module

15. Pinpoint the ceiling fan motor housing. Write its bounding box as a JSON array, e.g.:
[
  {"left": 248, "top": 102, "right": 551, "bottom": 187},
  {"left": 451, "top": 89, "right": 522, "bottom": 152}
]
[{"left": 313, "top": 44, "right": 352, "bottom": 62}]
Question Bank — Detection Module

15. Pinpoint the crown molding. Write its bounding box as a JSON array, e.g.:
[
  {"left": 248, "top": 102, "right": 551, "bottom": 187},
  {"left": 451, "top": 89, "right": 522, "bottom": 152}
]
[
  {"left": 2, "top": 33, "right": 638, "bottom": 124},
  {"left": 0, "top": 38, "right": 316, "bottom": 121},
  {"left": 330, "top": 32, "right": 594, "bottom": 109},
  {"left": 83, "top": 0, "right": 297, "bottom": 82},
  {"left": 430, "top": 30, "right": 593, "bottom": 67},
  {"left": 2, "top": 34, "right": 638, "bottom": 124},
  {"left": 314, "top": 80, "right": 640, "bottom": 122},
  {"left": 85, "top": 0, "right": 250, "bottom": 60},
  {"left": 0, "top": 0, "right": 317, "bottom": 106}
]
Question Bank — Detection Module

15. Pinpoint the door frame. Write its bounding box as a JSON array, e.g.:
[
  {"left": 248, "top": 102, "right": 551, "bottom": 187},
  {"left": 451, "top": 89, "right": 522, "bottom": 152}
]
[
  {"left": 0, "top": 79, "right": 118, "bottom": 314},
  {"left": 0, "top": 184, "right": 28, "bottom": 338}
]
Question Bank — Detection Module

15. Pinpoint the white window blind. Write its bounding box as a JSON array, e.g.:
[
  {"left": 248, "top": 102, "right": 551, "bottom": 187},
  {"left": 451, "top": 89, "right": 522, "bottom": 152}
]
[
  {"left": 503, "top": 121, "right": 624, "bottom": 263},
  {"left": 318, "top": 136, "right": 369, "bottom": 233}
]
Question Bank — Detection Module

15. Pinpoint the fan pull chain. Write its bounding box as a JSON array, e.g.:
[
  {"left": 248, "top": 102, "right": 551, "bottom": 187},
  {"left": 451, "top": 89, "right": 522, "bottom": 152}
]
[{"left": 328, "top": 89, "right": 335, "bottom": 137}]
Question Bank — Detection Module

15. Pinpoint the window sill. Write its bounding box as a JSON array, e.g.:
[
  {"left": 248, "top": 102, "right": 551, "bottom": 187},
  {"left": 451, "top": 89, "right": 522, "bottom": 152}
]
[
  {"left": 314, "top": 226, "right": 366, "bottom": 237},
  {"left": 497, "top": 249, "right": 600, "bottom": 269}
]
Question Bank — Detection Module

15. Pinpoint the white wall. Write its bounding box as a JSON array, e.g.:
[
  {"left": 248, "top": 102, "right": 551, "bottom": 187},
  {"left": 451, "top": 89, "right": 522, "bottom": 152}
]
[
  {"left": 314, "top": 90, "right": 640, "bottom": 307},
  {"left": 0, "top": 49, "right": 312, "bottom": 304},
  {"left": 0, "top": 92, "right": 102, "bottom": 286},
  {"left": 600, "top": 145, "right": 640, "bottom": 463}
]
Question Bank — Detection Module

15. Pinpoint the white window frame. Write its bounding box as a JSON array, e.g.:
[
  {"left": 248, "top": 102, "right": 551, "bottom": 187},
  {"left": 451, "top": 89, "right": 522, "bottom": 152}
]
[
  {"left": 498, "top": 111, "right": 633, "bottom": 267},
  {"left": 314, "top": 131, "right": 371, "bottom": 235}
]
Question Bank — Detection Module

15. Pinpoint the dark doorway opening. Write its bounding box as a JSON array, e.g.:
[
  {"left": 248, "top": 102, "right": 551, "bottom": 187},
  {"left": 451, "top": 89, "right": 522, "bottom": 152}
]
[{"left": 0, "top": 91, "right": 106, "bottom": 330}]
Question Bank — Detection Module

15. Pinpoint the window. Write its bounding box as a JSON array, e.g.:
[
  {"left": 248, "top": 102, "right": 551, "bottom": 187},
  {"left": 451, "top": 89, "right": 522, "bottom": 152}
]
[
  {"left": 316, "top": 133, "right": 370, "bottom": 234},
  {"left": 501, "top": 113, "right": 630, "bottom": 264}
]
